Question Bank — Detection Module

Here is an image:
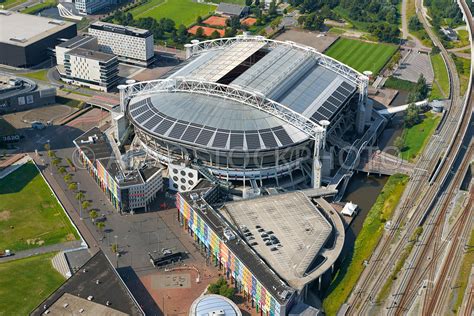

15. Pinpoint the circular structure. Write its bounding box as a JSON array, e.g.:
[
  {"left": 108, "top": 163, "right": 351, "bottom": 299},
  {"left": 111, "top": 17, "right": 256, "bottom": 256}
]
[
  {"left": 189, "top": 294, "right": 242, "bottom": 316},
  {"left": 124, "top": 36, "right": 366, "bottom": 184}
]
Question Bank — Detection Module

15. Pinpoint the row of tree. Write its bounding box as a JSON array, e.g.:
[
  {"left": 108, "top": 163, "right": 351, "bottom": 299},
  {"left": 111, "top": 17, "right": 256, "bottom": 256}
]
[{"left": 290, "top": 0, "right": 401, "bottom": 42}]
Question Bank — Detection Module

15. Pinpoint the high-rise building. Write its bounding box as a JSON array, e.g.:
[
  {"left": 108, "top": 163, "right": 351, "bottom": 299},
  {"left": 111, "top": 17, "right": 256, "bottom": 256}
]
[
  {"left": 89, "top": 21, "right": 155, "bottom": 67},
  {"left": 62, "top": 48, "right": 119, "bottom": 92}
]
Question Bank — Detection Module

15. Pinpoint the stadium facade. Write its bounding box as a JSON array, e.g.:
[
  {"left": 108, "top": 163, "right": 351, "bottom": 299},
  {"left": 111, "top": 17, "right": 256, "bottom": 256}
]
[{"left": 114, "top": 35, "right": 374, "bottom": 190}]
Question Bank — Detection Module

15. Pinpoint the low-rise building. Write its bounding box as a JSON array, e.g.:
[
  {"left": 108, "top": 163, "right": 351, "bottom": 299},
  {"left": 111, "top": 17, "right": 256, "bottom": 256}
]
[
  {"left": 215, "top": 3, "right": 249, "bottom": 17},
  {"left": 176, "top": 188, "right": 345, "bottom": 315},
  {"left": 89, "top": 21, "right": 155, "bottom": 67},
  {"left": 0, "top": 10, "right": 76, "bottom": 67},
  {"left": 62, "top": 47, "right": 119, "bottom": 92},
  {"left": 31, "top": 251, "right": 144, "bottom": 316},
  {"left": 0, "top": 76, "right": 56, "bottom": 114},
  {"left": 74, "top": 127, "right": 163, "bottom": 213}
]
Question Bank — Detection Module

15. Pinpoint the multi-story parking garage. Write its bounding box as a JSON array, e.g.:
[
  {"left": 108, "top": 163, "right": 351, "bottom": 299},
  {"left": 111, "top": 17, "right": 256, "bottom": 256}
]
[{"left": 115, "top": 35, "right": 373, "bottom": 190}]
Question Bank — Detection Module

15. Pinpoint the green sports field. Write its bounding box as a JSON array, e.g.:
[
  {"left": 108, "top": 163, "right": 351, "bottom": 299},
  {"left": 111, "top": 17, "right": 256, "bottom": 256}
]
[
  {"left": 325, "top": 38, "right": 398, "bottom": 76},
  {"left": 130, "top": 0, "right": 216, "bottom": 26},
  {"left": 0, "top": 162, "right": 78, "bottom": 252},
  {"left": 0, "top": 253, "right": 65, "bottom": 315}
]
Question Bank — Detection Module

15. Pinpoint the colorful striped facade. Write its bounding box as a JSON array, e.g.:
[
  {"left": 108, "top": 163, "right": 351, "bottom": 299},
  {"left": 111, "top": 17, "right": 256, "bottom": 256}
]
[{"left": 176, "top": 192, "right": 294, "bottom": 316}]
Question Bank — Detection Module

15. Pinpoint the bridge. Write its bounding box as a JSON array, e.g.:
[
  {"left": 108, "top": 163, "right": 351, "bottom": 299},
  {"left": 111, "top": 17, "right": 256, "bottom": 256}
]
[
  {"left": 354, "top": 151, "right": 415, "bottom": 176},
  {"left": 377, "top": 99, "right": 429, "bottom": 115}
]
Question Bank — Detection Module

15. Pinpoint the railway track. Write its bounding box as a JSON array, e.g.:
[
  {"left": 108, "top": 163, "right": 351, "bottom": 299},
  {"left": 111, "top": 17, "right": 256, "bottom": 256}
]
[{"left": 345, "top": 0, "right": 473, "bottom": 313}]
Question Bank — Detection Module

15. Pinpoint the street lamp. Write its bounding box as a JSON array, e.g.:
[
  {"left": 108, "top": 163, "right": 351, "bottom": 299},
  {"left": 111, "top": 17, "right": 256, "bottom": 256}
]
[{"left": 114, "top": 235, "right": 118, "bottom": 268}]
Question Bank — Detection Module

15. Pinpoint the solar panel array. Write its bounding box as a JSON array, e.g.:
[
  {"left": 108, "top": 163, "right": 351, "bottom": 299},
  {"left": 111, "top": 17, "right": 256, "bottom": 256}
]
[
  {"left": 128, "top": 98, "right": 299, "bottom": 151},
  {"left": 310, "top": 81, "right": 356, "bottom": 122}
]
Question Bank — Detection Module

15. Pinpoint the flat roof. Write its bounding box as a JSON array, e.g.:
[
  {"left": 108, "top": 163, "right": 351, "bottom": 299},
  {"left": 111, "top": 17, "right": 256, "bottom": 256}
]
[
  {"left": 221, "top": 191, "right": 332, "bottom": 289},
  {"left": 57, "top": 34, "right": 96, "bottom": 49},
  {"left": 74, "top": 127, "right": 161, "bottom": 187},
  {"left": 180, "top": 188, "right": 294, "bottom": 305},
  {"left": 67, "top": 47, "right": 116, "bottom": 62},
  {"left": 31, "top": 251, "right": 144, "bottom": 316},
  {"left": 43, "top": 293, "right": 128, "bottom": 316},
  {"left": 90, "top": 21, "right": 151, "bottom": 37},
  {"left": 0, "top": 10, "right": 75, "bottom": 46}
]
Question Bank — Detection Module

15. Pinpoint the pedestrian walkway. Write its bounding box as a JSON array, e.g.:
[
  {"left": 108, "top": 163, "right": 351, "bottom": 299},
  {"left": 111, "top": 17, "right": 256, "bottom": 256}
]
[
  {"left": 0, "top": 240, "right": 83, "bottom": 263},
  {"left": 0, "top": 154, "right": 28, "bottom": 179}
]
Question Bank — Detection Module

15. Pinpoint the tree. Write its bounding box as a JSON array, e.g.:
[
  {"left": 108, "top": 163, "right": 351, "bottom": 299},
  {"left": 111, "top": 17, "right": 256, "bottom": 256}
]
[
  {"left": 96, "top": 222, "right": 106, "bottom": 233},
  {"left": 394, "top": 136, "right": 405, "bottom": 152},
  {"left": 89, "top": 210, "right": 98, "bottom": 222},
  {"left": 64, "top": 174, "right": 72, "bottom": 182},
  {"left": 44, "top": 143, "right": 50, "bottom": 151},
  {"left": 75, "top": 191, "right": 84, "bottom": 202},
  {"left": 196, "top": 15, "right": 203, "bottom": 24},
  {"left": 245, "top": 0, "right": 252, "bottom": 6},
  {"left": 195, "top": 27, "right": 205, "bottom": 38},
  {"left": 68, "top": 182, "right": 78, "bottom": 191},
  {"left": 58, "top": 166, "right": 66, "bottom": 175},
  {"left": 51, "top": 157, "right": 61, "bottom": 167},
  {"left": 210, "top": 30, "right": 221, "bottom": 39},
  {"left": 404, "top": 103, "right": 421, "bottom": 127},
  {"left": 47, "top": 150, "right": 56, "bottom": 158},
  {"left": 408, "top": 74, "right": 429, "bottom": 102},
  {"left": 408, "top": 15, "right": 422, "bottom": 31},
  {"left": 82, "top": 200, "right": 91, "bottom": 211},
  {"left": 268, "top": 0, "right": 277, "bottom": 16},
  {"left": 111, "top": 242, "right": 118, "bottom": 253}
]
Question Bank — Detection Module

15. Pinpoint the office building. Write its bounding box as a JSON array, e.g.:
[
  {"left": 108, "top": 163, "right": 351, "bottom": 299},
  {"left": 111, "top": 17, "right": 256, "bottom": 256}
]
[
  {"left": 89, "top": 21, "right": 155, "bottom": 67},
  {"left": 62, "top": 47, "right": 119, "bottom": 92},
  {"left": 0, "top": 10, "right": 76, "bottom": 67},
  {"left": 75, "top": 0, "right": 112, "bottom": 15}
]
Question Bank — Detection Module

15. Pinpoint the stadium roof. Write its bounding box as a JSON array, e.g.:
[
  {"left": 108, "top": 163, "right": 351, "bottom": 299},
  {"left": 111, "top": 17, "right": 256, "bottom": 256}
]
[
  {"left": 220, "top": 191, "right": 332, "bottom": 289},
  {"left": 128, "top": 96, "right": 308, "bottom": 151},
  {"left": 0, "top": 10, "right": 75, "bottom": 47},
  {"left": 171, "top": 38, "right": 357, "bottom": 122}
]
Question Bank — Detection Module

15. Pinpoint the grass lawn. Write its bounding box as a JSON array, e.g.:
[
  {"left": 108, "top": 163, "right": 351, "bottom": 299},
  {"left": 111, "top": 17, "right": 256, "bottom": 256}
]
[
  {"left": 322, "top": 174, "right": 409, "bottom": 316},
  {"left": 130, "top": 0, "right": 216, "bottom": 26},
  {"left": 384, "top": 76, "right": 416, "bottom": 91},
  {"left": 453, "top": 29, "right": 470, "bottom": 48},
  {"left": 61, "top": 88, "right": 92, "bottom": 97},
  {"left": 0, "top": 0, "right": 27, "bottom": 9},
  {"left": 21, "top": 0, "right": 57, "bottom": 14},
  {"left": 449, "top": 227, "right": 474, "bottom": 314},
  {"left": 21, "top": 69, "right": 49, "bottom": 82},
  {"left": 430, "top": 53, "right": 450, "bottom": 100},
  {"left": 452, "top": 55, "right": 470, "bottom": 96},
  {"left": 0, "top": 162, "right": 78, "bottom": 252},
  {"left": 400, "top": 112, "right": 441, "bottom": 161},
  {"left": 325, "top": 38, "right": 398, "bottom": 76},
  {"left": 0, "top": 253, "right": 65, "bottom": 315}
]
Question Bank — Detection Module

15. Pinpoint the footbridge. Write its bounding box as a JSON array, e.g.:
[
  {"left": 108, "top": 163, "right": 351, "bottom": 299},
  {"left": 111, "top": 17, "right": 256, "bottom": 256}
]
[
  {"left": 377, "top": 99, "right": 429, "bottom": 115},
  {"left": 354, "top": 150, "right": 415, "bottom": 176}
]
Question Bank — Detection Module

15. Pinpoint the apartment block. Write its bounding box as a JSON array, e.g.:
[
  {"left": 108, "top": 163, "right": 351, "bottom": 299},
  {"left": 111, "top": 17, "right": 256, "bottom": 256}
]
[{"left": 89, "top": 21, "right": 154, "bottom": 67}]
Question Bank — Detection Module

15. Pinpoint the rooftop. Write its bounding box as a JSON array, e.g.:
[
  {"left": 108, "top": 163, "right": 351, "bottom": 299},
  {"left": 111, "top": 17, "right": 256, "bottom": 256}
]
[
  {"left": 0, "top": 10, "right": 75, "bottom": 46},
  {"left": 57, "top": 34, "right": 96, "bottom": 49},
  {"left": 73, "top": 127, "right": 161, "bottom": 187},
  {"left": 67, "top": 47, "right": 116, "bottom": 62},
  {"left": 216, "top": 2, "right": 246, "bottom": 15},
  {"left": 42, "top": 293, "right": 128, "bottom": 316},
  {"left": 31, "top": 251, "right": 143, "bottom": 316},
  {"left": 180, "top": 188, "right": 294, "bottom": 305},
  {"left": 90, "top": 21, "right": 151, "bottom": 37},
  {"left": 221, "top": 191, "right": 332, "bottom": 289},
  {"left": 189, "top": 294, "right": 242, "bottom": 316}
]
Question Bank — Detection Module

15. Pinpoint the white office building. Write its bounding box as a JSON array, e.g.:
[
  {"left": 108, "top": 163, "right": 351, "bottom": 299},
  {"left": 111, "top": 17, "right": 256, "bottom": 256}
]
[
  {"left": 63, "top": 47, "right": 119, "bottom": 92},
  {"left": 89, "top": 21, "right": 155, "bottom": 67},
  {"left": 56, "top": 35, "right": 98, "bottom": 73},
  {"left": 75, "top": 0, "right": 113, "bottom": 15}
]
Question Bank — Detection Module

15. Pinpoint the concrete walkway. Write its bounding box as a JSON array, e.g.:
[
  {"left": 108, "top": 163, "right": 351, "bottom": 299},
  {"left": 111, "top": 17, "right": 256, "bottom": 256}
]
[{"left": 0, "top": 240, "right": 83, "bottom": 263}]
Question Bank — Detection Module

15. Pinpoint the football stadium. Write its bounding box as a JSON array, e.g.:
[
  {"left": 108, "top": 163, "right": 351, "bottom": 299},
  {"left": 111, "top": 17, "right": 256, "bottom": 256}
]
[{"left": 115, "top": 35, "right": 378, "bottom": 191}]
